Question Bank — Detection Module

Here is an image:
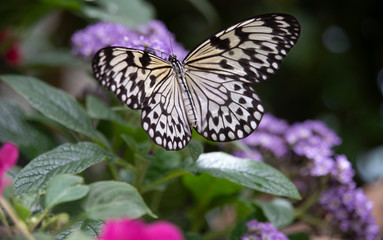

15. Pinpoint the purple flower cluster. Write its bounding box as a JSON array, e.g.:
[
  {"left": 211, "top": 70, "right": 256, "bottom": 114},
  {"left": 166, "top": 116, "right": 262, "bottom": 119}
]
[
  {"left": 235, "top": 114, "right": 289, "bottom": 161},
  {"left": 319, "top": 186, "right": 380, "bottom": 239},
  {"left": 236, "top": 114, "right": 348, "bottom": 180},
  {"left": 241, "top": 220, "right": 287, "bottom": 240},
  {"left": 71, "top": 21, "right": 187, "bottom": 60},
  {"left": 233, "top": 114, "right": 380, "bottom": 239}
]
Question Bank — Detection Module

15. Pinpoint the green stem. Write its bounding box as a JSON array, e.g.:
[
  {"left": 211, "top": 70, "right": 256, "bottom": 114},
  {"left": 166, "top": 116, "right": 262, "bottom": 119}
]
[
  {"left": 134, "top": 154, "right": 150, "bottom": 193},
  {"left": 299, "top": 213, "right": 326, "bottom": 226},
  {"left": 0, "top": 204, "right": 12, "bottom": 236},
  {"left": 29, "top": 209, "right": 49, "bottom": 231},
  {"left": 108, "top": 162, "right": 120, "bottom": 181},
  {"left": 116, "top": 158, "right": 136, "bottom": 173},
  {"left": 0, "top": 197, "right": 35, "bottom": 240},
  {"left": 294, "top": 190, "right": 320, "bottom": 218},
  {"left": 190, "top": 180, "right": 219, "bottom": 232},
  {"left": 143, "top": 170, "right": 188, "bottom": 193}
]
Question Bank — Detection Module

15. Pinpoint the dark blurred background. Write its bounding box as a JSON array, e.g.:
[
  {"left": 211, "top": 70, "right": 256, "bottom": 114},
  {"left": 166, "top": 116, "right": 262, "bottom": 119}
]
[{"left": 0, "top": 0, "right": 382, "bottom": 182}]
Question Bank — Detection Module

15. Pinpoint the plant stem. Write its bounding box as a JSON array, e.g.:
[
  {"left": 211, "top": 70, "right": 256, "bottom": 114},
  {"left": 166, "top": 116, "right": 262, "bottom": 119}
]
[
  {"left": 0, "top": 197, "right": 35, "bottom": 240},
  {"left": 134, "top": 154, "right": 149, "bottom": 193},
  {"left": 0, "top": 205, "right": 12, "bottom": 236}
]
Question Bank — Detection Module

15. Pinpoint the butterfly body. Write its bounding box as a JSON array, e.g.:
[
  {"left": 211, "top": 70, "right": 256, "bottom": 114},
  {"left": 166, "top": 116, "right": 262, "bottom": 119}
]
[
  {"left": 92, "top": 13, "right": 300, "bottom": 150},
  {"left": 168, "top": 55, "right": 198, "bottom": 127}
]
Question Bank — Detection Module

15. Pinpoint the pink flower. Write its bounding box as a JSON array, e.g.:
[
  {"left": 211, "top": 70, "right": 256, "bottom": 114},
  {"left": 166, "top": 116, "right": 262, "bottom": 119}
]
[
  {"left": 98, "top": 218, "right": 184, "bottom": 240},
  {"left": 0, "top": 142, "right": 18, "bottom": 194}
]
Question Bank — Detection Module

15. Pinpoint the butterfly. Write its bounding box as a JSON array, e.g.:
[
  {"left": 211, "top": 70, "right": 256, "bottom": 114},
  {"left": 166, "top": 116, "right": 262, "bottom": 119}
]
[{"left": 92, "top": 13, "right": 300, "bottom": 151}]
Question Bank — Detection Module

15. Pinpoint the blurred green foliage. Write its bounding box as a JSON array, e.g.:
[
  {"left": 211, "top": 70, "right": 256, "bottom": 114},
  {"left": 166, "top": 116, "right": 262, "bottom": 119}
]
[{"left": 0, "top": 0, "right": 382, "bottom": 175}]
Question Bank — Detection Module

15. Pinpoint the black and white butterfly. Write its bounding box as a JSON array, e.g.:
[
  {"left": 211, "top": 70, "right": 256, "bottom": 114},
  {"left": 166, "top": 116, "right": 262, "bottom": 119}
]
[{"left": 92, "top": 13, "right": 300, "bottom": 151}]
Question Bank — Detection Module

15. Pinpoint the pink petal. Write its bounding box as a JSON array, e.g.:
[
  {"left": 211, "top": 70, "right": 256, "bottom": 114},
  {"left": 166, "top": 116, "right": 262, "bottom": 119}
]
[
  {"left": 0, "top": 142, "right": 18, "bottom": 195},
  {"left": 146, "top": 221, "right": 184, "bottom": 240},
  {"left": 99, "top": 218, "right": 147, "bottom": 240},
  {"left": 0, "top": 142, "right": 18, "bottom": 170}
]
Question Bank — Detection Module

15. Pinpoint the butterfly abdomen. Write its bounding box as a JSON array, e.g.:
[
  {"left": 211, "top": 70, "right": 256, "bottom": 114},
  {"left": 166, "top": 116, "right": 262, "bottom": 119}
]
[{"left": 169, "top": 55, "right": 198, "bottom": 127}]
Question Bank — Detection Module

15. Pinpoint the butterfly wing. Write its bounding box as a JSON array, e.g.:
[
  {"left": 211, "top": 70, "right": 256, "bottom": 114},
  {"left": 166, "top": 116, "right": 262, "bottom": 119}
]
[
  {"left": 141, "top": 73, "right": 192, "bottom": 150},
  {"left": 93, "top": 47, "right": 192, "bottom": 150},
  {"left": 92, "top": 47, "right": 173, "bottom": 109},
  {"left": 183, "top": 13, "right": 300, "bottom": 142}
]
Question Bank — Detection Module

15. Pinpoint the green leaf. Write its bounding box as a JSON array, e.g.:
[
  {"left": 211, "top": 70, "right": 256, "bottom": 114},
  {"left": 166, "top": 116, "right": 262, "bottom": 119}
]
[
  {"left": 82, "top": 0, "right": 154, "bottom": 27},
  {"left": 0, "top": 100, "right": 54, "bottom": 159},
  {"left": 86, "top": 95, "right": 124, "bottom": 124},
  {"left": 54, "top": 219, "right": 102, "bottom": 240},
  {"left": 23, "top": 49, "right": 86, "bottom": 67},
  {"left": 45, "top": 174, "right": 89, "bottom": 209},
  {"left": 12, "top": 200, "right": 31, "bottom": 221},
  {"left": 14, "top": 142, "right": 115, "bottom": 195},
  {"left": 64, "top": 231, "right": 93, "bottom": 240},
  {"left": 185, "top": 139, "right": 203, "bottom": 162},
  {"left": 185, "top": 152, "right": 300, "bottom": 199},
  {"left": 40, "top": 0, "right": 82, "bottom": 11},
  {"left": 144, "top": 148, "right": 181, "bottom": 185},
  {"left": 183, "top": 173, "right": 242, "bottom": 206},
  {"left": 254, "top": 198, "right": 294, "bottom": 228},
  {"left": 121, "top": 134, "right": 138, "bottom": 153},
  {"left": 32, "top": 233, "right": 54, "bottom": 240},
  {"left": 1, "top": 74, "right": 102, "bottom": 143},
  {"left": 82, "top": 181, "right": 154, "bottom": 219}
]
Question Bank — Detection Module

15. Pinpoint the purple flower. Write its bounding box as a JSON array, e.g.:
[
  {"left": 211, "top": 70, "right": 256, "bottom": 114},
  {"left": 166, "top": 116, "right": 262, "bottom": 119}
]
[
  {"left": 241, "top": 219, "right": 288, "bottom": 240},
  {"left": 240, "top": 114, "right": 288, "bottom": 158},
  {"left": 285, "top": 120, "right": 341, "bottom": 154},
  {"left": 319, "top": 186, "right": 380, "bottom": 240},
  {"left": 71, "top": 21, "right": 187, "bottom": 60},
  {"left": 257, "top": 113, "right": 289, "bottom": 135},
  {"left": 331, "top": 155, "right": 355, "bottom": 186},
  {"left": 310, "top": 155, "right": 334, "bottom": 176}
]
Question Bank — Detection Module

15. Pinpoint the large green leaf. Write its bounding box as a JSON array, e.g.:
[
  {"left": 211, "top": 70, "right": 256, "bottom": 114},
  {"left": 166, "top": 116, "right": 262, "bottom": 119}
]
[
  {"left": 0, "top": 100, "right": 54, "bottom": 159},
  {"left": 86, "top": 95, "right": 124, "bottom": 124},
  {"left": 45, "top": 174, "right": 89, "bottom": 209},
  {"left": 254, "top": 198, "right": 294, "bottom": 228},
  {"left": 1, "top": 75, "right": 102, "bottom": 143},
  {"left": 185, "top": 152, "right": 300, "bottom": 199},
  {"left": 82, "top": 0, "right": 154, "bottom": 27},
  {"left": 183, "top": 173, "right": 242, "bottom": 206},
  {"left": 14, "top": 142, "right": 115, "bottom": 195},
  {"left": 82, "top": 181, "right": 154, "bottom": 220}
]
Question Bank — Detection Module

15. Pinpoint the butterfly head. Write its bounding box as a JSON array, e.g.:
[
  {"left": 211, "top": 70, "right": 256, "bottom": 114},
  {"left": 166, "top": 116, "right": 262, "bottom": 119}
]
[{"left": 168, "top": 54, "right": 179, "bottom": 63}]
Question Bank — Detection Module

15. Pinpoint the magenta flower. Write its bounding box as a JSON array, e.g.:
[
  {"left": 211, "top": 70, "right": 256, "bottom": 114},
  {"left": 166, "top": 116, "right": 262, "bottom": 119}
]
[
  {"left": 0, "top": 142, "right": 18, "bottom": 194},
  {"left": 98, "top": 218, "right": 184, "bottom": 240}
]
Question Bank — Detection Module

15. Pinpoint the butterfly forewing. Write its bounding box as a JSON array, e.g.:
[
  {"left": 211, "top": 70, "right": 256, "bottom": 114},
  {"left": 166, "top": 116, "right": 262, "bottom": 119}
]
[
  {"left": 92, "top": 47, "right": 172, "bottom": 109},
  {"left": 181, "top": 13, "right": 300, "bottom": 143},
  {"left": 184, "top": 14, "right": 300, "bottom": 83}
]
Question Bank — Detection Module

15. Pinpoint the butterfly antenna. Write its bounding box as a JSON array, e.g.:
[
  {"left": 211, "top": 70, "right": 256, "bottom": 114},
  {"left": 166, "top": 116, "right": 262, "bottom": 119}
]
[{"left": 168, "top": 31, "right": 174, "bottom": 56}]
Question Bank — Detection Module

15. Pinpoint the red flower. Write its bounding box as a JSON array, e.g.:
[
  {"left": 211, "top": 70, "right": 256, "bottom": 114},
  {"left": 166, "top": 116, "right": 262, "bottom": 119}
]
[
  {"left": 5, "top": 43, "right": 22, "bottom": 66},
  {"left": 98, "top": 218, "right": 184, "bottom": 240},
  {"left": 0, "top": 142, "right": 18, "bottom": 194}
]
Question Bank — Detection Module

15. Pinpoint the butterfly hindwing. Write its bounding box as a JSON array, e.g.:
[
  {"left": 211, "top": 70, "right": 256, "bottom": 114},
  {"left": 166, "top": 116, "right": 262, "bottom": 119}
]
[
  {"left": 141, "top": 74, "right": 192, "bottom": 150},
  {"left": 185, "top": 71, "right": 263, "bottom": 142}
]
